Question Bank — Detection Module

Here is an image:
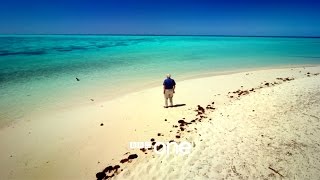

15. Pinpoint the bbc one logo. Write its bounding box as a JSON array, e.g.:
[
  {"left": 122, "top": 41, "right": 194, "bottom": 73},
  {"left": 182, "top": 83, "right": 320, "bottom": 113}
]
[{"left": 129, "top": 141, "right": 192, "bottom": 155}]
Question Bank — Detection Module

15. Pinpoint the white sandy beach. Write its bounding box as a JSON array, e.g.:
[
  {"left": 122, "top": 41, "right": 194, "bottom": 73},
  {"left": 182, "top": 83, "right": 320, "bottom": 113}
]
[{"left": 1, "top": 66, "right": 320, "bottom": 180}]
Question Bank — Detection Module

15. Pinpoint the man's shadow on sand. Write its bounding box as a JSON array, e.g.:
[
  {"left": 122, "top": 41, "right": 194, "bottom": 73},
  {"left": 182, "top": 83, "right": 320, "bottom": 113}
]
[{"left": 169, "top": 104, "right": 186, "bottom": 108}]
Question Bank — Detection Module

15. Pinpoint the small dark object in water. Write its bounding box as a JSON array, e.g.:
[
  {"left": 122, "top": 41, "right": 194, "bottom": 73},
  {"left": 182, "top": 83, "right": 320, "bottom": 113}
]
[
  {"left": 128, "top": 154, "right": 138, "bottom": 160},
  {"left": 100, "top": 123, "right": 104, "bottom": 126},
  {"left": 96, "top": 172, "right": 106, "bottom": 180},
  {"left": 76, "top": 77, "right": 80, "bottom": 81}
]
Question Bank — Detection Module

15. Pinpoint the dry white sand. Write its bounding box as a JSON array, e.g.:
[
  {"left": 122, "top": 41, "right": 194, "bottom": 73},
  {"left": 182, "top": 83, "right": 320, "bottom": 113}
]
[{"left": 0, "top": 66, "right": 320, "bottom": 180}]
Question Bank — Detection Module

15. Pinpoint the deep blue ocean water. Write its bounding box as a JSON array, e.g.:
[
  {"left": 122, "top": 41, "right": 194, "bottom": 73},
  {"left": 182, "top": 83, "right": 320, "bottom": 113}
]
[{"left": 0, "top": 35, "right": 320, "bottom": 124}]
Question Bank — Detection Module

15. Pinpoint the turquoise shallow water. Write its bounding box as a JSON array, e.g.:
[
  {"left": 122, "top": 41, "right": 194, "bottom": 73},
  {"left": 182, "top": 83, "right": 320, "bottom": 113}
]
[{"left": 0, "top": 35, "right": 320, "bottom": 125}]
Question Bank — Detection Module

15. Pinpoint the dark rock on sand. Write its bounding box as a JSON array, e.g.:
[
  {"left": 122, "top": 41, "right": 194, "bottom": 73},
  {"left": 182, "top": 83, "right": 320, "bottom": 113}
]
[
  {"left": 114, "top": 165, "right": 120, "bottom": 171},
  {"left": 128, "top": 154, "right": 138, "bottom": 160},
  {"left": 178, "top": 120, "right": 186, "bottom": 124},
  {"left": 120, "top": 159, "right": 128, "bottom": 163},
  {"left": 152, "top": 142, "right": 156, "bottom": 146},
  {"left": 96, "top": 172, "right": 106, "bottom": 180},
  {"left": 76, "top": 77, "right": 80, "bottom": 81},
  {"left": 156, "top": 144, "right": 163, "bottom": 151},
  {"left": 197, "top": 105, "right": 205, "bottom": 113},
  {"left": 103, "top": 166, "right": 113, "bottom": 173}
]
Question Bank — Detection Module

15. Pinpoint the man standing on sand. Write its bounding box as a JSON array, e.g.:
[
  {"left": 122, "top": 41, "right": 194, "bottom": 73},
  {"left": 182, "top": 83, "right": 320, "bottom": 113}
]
[{"left": 163, "top": 74, "right": 176, "bottom": 108}]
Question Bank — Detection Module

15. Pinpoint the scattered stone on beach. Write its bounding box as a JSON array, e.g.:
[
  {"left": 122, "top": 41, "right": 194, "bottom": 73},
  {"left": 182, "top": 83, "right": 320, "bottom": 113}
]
[
  {"left": 114, "top": 165, "right": 120, "bottom": 171},
  {"left": 76, "top": 77, "right": 80, "bottom": 81},
  {"left": 128, "top": 154, "right": 138, "bottom": 160},
  {"left": 90, "top": 99, "right": 94, "bottom": 101},
  {"left": 178, "top": 119, "right": 186, "bottom": 124},
  {"left": 206, "top": 104, "right": 215, "bottom": 110},
  {"left": 100, "top": 123, "right": 104, "bottom": 126},
  {"left": 156, "top": 144, "right": 163, "bottom": 151},
  {"left": 96, "top": 172, "right": 106, "bottom": 180},
  {"left": 103, "top": 166, "right": 114, "bottom": 173},
  {"left": 95, "top": 75, "right": 303, "bottom": 179},
  {"left": 197, "top": 105, "right": 205, "bottom": 113},
  {"left": 120, "top": 158, "right": 128, "bottom": 163}
]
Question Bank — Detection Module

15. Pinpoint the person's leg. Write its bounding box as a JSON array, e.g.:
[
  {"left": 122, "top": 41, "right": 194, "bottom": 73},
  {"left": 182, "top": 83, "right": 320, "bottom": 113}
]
[
  {"left": 164, "top": 90, "right": 169, "bottom": 107},
  {"left": 169, "top": 89, "right": 173, "bottom": 106},
  {"left": 169, "top": 97, "right": 173, "bottom": 106},
  {"left": 165, "top": 97, "right": 168, "bottom": 107}
]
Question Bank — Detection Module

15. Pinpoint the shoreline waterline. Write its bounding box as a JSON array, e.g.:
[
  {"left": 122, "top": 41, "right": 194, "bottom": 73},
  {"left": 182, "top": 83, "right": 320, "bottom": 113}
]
[
  {"left": 1, "top": 63, "right": 319, "bottom": 129},
  {"left": 1, "top": 35, "right": 320, "bottom": 126}
]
